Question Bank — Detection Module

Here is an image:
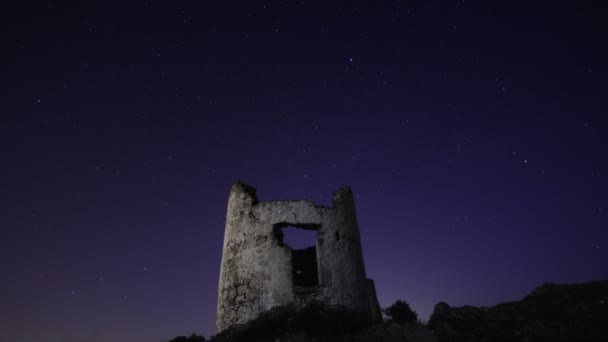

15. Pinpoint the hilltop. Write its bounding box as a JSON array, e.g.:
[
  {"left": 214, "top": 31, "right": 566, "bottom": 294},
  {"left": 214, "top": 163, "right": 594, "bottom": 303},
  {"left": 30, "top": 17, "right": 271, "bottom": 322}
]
[{"left": 169, "top": 280, "right": 608, "bottom": 342}]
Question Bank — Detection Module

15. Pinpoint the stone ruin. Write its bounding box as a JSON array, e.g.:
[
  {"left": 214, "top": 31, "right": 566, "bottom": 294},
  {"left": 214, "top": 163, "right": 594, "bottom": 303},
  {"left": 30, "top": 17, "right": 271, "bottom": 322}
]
[{"left": 216, "top": 182, "right": 382, "bottom": 332}]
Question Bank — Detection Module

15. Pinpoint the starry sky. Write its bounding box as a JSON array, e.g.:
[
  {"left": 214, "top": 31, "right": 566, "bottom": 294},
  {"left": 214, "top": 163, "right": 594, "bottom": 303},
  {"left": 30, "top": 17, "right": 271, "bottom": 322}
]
[{"left": 2, "top": 1, "right": 607, "bottom": 341}]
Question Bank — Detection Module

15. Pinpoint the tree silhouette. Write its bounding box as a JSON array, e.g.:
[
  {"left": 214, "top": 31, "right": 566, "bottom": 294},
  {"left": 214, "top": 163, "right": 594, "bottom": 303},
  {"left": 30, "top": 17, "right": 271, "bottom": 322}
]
[{"left": 383, "top": 299, "right": 418, "bottom": 324}]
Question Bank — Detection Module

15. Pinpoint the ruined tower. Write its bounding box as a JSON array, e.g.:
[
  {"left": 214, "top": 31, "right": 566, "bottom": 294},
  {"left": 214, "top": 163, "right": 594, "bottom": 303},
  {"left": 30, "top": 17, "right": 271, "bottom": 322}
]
[{"left": 216, "top": 182, "right": 381, "bottom": 332}]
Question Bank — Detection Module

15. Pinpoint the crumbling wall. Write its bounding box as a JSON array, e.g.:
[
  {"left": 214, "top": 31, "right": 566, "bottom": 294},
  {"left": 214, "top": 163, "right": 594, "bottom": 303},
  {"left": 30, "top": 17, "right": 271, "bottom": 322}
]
[{"left": 216, "top": 182, "right": 381, "bottom": 332}]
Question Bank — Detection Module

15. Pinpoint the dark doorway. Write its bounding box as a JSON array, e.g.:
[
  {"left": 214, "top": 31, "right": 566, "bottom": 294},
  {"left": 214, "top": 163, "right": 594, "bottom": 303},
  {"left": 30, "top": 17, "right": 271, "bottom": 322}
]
[
  {"left": 291, "top": 246, "right": 318, "bottom": 287},
  {"left": 273, "top": 223, "right": 320, "bottom": 287}
]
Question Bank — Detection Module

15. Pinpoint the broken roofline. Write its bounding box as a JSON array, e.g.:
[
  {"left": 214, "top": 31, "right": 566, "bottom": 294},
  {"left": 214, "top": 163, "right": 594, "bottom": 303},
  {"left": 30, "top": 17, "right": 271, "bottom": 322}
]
[{"left": 231, "top": 180, "right": 354, "bottom": 209}]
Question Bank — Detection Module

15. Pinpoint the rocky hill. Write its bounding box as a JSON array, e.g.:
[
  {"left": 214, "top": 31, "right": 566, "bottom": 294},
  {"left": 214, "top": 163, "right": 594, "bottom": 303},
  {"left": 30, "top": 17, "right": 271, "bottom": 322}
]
[
  {"left": 427, "top": 281, "right": 608, "bottom": 342},
  {"left": 171, "top": 280, "right": 608, "bottom": 342}
]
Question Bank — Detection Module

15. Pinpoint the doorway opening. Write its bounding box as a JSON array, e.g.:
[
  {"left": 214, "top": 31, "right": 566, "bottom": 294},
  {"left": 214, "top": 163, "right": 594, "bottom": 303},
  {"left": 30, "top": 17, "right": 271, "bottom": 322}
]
[{"left": 273, "top": 223, "right": 320, "bottom": 287}]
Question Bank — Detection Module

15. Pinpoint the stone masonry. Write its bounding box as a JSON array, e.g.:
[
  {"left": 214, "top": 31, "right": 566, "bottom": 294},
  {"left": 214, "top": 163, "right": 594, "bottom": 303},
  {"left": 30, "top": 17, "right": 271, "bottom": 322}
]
[{"left": 216, "top": 182, "right": 382, "bottom": 332}]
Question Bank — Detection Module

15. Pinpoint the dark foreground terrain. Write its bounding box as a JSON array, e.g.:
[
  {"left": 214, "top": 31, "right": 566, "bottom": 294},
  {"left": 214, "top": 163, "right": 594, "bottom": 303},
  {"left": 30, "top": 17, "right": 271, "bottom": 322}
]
[
  {"left": 170, "top": 281, "right": 608, "bottom": 342},
  {"left": 428, "top": 281, "right": 608, "bottom": 342}
]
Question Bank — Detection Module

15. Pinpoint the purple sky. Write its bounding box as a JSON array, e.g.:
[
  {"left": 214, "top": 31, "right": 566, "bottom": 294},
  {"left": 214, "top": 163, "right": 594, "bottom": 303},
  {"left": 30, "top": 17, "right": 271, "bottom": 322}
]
[{"left": 2, "top": 1, "right": 607, "bottom": 341}]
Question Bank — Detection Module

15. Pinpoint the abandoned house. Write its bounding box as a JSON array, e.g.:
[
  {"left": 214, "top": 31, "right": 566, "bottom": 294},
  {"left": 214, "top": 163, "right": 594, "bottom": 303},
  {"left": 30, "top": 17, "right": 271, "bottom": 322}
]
[{"left": 216, "top": 182, "right": 382, "bottom": 332}]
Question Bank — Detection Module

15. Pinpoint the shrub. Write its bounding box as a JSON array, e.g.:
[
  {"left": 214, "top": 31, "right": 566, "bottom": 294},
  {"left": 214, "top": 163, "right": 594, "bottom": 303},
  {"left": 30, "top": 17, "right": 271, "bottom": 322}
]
[
  {"left": 383, "top": 299, "right": 418, "bottom": 324},
  {"left": 168, "top": 333, "right": 206, "bottom": 342}
]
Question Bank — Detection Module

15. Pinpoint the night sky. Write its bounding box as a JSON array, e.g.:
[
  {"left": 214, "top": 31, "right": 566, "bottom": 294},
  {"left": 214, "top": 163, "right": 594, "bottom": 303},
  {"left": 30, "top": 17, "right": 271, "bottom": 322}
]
[{"left": 2, "top": 1, "right": 607, "bottom": 341}]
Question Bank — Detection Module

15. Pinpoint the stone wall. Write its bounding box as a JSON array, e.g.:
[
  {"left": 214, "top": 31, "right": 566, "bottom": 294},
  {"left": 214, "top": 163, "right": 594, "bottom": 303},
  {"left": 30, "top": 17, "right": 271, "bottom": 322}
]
[{"left": 216, "top": 182, "right": 381, "bottom": 332}]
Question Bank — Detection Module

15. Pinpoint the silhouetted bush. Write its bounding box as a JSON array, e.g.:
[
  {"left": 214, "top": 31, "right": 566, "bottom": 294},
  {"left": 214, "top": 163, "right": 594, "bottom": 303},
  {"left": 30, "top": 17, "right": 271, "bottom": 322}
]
[
  {"left": 383, "top": 299, "right": 418, "bottom": 324},
  {"left": 168, "top": 333, "right": 205, "bottom": 342}
]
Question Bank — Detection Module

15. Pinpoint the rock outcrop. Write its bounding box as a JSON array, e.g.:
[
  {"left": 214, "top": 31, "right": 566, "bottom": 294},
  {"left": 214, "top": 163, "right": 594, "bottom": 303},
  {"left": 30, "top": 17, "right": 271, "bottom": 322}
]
[{"left": 428, "top": 281, "right": 608, "bottom": 342}]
